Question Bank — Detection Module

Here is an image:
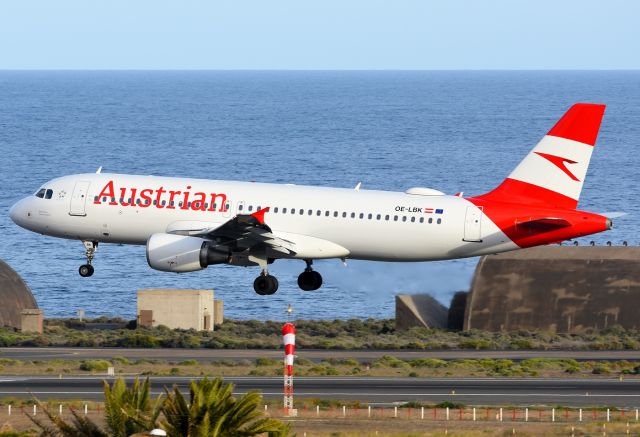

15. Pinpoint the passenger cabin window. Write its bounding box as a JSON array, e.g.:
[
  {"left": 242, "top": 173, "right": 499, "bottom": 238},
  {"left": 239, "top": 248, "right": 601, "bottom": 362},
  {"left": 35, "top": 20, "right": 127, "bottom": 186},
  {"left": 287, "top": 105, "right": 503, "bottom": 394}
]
[
  {"left": 385, "top": 215, "right": 390, "bottom": 220},
  {"left": 333, "top": 211, "right": 338, "bottom": 217},
  {"left": 317, "top": 210, "right": 321, "bottom": 216},
  {"left": 342, "top": 212, "right": 347, "bottom": 218},
  {"left": 36, "top": 189, "right": 46, "bottom": 198},
  {"left": 419, "top": 217, "right": 424, "bottom": 223},
  {"left": 359, "top": 213, "right": 364, "bottom": 219},
  {"left": 351, "top": 212, "right": 355, "bottom": 218},
  {"left": 248, "top": 205, "right": 253, "bottom": 212},
  {"left": 282, "top": 207, "right": 287, "bottom": 213},
  {"left": 238, "top": 204, "right": 244, "bottom": 211},
  {"left": 428, "top": 218, "right": 433, "bottom": 224},
  {"left": 273, "top": 207, "right": 278, "bottom": 213},
  {"left": 437, "top": 218, "right": 442, "bottom": 224},
  {"left": 308, "top": 209, "right": 313, "bottom": 215}
]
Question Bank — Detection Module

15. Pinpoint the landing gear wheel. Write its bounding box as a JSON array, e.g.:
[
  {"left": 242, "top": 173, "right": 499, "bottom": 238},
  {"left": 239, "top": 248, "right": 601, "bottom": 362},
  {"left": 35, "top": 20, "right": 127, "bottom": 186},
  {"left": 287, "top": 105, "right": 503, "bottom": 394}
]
[
  {"left": 79, "top": 240, "right": 98, "bottom": 278},
  {"left": 254, "top": 274, "right": 279, "bottom": 295},
  {"left": 298, "top": 270, "right": 322, "bottom": 291},
  {"left": 79, "top": 264, "right": 94, "bottom": 277}
]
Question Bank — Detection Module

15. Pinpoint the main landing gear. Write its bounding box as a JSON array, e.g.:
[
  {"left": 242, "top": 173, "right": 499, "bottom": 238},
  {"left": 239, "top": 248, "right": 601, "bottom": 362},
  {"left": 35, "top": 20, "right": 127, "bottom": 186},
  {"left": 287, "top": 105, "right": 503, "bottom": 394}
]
[
  {"left": 79, "top": 240, "right": 98, "bottom": 278},
  {"left": 252, "top": 259, "right": 324, "bottom": 296},
  {"left": 252, "top": 255, "right": 279, "bottom": 295},
  {"left": 253, "top": 272, "right": 279, "bottom": 296},
  {"left": 297, "top": 260, "right": 322, "bottom": 291}
]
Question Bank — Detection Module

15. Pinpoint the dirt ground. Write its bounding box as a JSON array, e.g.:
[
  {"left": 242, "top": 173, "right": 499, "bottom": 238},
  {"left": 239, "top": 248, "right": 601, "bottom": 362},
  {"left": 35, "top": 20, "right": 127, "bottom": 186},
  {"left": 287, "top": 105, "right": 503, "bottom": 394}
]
[{"left": 1, "top": 408, "right": 639, "bottom": 436}]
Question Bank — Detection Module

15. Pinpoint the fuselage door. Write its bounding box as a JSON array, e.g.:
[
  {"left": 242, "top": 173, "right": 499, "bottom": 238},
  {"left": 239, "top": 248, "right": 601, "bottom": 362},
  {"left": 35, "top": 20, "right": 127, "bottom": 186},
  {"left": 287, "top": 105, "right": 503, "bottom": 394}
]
[
  {"left": 69, "top": 181, "right": 91, "bottom": 216},
  {"left": 463, "top": 206, "right": 483, "bottom": 242}
]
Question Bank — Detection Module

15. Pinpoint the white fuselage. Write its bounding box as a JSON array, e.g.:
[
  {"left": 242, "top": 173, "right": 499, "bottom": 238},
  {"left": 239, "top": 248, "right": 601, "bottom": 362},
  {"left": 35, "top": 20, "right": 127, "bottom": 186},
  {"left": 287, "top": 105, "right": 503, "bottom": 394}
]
[{"left": 9, "top": 173, "right": 518, "bottom": 262}]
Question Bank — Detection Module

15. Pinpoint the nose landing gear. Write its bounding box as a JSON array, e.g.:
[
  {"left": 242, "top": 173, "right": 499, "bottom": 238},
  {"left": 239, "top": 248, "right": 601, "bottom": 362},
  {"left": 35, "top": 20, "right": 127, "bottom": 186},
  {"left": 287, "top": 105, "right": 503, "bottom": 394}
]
[
  {"left": 297, "top": 260, "right": 323, "bottom": 291},
  {"left": 79, "top": 240, "right": 98, "bottom": 277}
]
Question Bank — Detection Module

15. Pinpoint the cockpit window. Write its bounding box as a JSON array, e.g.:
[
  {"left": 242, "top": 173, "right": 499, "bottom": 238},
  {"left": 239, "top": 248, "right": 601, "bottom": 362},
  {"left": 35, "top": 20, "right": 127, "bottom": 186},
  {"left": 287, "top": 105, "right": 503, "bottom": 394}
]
[
  {"left": 35, "top": 189, "right": 46, "bottom": 198},
  {"left": 45, "top": 189, "right": 54, "bottom": 199}
]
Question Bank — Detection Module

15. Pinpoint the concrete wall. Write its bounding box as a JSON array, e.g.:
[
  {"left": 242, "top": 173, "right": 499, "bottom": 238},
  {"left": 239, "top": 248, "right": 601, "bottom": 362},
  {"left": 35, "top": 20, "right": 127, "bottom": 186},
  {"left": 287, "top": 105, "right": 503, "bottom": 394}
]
[
  {"left": 137, "top": 289, "right": 214, "bottom": 331},
  {"left": 213, "top": 299, "right": 224, "bottom": 326},
  {"left": 465, "top": 246, "right": 640, "bottom": 332},
  {"left": 0, "top": 260, "right": 38, "bottom": 329},
  {"left": 395, "top": 294, "right": 448, "bottom": 330},
  {"left": 21, "top": 309, "right": 43, "bottom": 333}
]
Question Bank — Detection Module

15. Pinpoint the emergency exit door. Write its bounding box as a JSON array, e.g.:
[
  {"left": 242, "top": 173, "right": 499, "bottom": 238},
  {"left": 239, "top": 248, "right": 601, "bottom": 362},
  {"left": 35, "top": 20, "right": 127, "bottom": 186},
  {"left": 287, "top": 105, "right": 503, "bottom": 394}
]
[{"left": 463, "top": 206, "right": 483, "bottom": 242}]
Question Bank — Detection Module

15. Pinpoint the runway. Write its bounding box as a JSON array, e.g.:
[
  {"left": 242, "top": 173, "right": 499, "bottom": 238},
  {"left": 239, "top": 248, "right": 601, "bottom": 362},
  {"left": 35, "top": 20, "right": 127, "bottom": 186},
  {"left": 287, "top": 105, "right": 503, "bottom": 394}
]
[
  {"left": 2, "top": 347, "right": 640, "bottom": 362},
  {"left": 1, "top": 376, "right": 639, "bottom": 407}
]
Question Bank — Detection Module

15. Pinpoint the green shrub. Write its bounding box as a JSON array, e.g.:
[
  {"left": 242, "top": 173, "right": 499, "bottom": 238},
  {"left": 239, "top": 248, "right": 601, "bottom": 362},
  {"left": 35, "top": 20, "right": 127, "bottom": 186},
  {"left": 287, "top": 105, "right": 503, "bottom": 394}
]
[
  {"left": 255, "top": 357, "right": 278, "bottom": 366},
  {"left": 592, "top": 364, "right": 611, "bottom": 374},
  {"left": 372, "top": 355, "right": 409, "bottom": 368},
  {"left": 179, "top": 359, "right": 199, "bottom": 366},
  {"left": 111, "top": 356, "right": 131, "bottom": 365},
  {"left": 410, "top": 358, "right": 447, "bottom": 368},
  {"left": 457, "top": 339, "right": 494, "bottom": 350},
  {"left": 79, "top": 360, "right": 111, "bottom": 372}
]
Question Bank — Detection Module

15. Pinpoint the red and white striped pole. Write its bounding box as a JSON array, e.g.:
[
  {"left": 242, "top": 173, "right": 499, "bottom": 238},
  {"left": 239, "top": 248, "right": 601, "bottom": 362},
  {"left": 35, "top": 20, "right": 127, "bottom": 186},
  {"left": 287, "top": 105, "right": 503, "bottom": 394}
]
[{"left": 282, "top": 322, "right": 296, "bottom": 415}]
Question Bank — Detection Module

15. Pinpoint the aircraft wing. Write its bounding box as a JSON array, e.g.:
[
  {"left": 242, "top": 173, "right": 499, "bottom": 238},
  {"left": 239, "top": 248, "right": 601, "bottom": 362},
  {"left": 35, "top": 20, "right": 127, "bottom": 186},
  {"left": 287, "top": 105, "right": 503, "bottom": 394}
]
[{"left": 166, "top": 208, "right": 297, "bottom": 255}]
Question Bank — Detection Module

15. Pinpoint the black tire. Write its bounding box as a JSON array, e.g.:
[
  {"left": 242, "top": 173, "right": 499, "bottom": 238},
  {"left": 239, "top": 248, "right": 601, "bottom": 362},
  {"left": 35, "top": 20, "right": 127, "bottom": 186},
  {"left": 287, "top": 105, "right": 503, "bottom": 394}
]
[
  {"left": 267, "top": 275, "right": 279, "bottom": 295},
  {"left": 254, "top": 274, "right": 278, "bottom": 295},
  {"left": 310, "top": 271, "right": 322, "bottom": 290},
  {"left": 79, "top": 264, "right": 94, "bottom": 277},
  {"left": 298, "top": 270, "right": 322, "bottom": 291}
]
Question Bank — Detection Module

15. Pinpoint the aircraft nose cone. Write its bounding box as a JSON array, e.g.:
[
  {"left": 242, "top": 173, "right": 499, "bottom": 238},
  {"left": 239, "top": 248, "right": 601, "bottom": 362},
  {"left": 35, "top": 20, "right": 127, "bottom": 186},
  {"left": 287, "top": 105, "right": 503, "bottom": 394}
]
[{"left": 9, "top": 198, "right": 29, "bottom": 227}]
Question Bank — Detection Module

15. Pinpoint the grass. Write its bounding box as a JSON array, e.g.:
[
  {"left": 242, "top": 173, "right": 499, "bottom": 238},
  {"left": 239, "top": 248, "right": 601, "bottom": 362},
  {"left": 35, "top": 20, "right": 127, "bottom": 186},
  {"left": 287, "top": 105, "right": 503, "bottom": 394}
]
[
  {"left": 0, "top": 354, "right": 639, "bottom": 379},
  {"left": 3, "top": 317, "right": 640, "bottom": 351}
]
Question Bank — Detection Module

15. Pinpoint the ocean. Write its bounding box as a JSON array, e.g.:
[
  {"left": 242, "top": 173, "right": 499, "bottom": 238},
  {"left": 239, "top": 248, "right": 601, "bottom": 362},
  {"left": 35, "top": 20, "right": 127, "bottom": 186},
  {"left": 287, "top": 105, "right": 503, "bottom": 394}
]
[{"left": 1, "top": 71, "right": 638, "bottom": 320}]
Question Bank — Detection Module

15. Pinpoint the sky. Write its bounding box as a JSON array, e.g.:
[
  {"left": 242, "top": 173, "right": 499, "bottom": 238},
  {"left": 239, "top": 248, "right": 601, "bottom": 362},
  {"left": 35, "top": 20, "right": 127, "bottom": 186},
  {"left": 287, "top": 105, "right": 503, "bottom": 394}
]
[{"left": 0, "top": 0, "right": 639, "bottom": 70}]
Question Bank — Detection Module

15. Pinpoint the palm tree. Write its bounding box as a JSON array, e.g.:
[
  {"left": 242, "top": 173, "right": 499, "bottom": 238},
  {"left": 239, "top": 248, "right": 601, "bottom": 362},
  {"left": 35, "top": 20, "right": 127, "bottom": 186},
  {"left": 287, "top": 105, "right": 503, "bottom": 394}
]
[
  {"left": 28, "top": 405, "right": 109, "bottom": 437},
  {"left": 103, "top": 377, "right": 162, "bottom": 437},
  {"left": 28, "top": 377, "right": 161, "bottom": 437},
  {"left": 161, "top": 377, "right": 289, "bottom": 437}
]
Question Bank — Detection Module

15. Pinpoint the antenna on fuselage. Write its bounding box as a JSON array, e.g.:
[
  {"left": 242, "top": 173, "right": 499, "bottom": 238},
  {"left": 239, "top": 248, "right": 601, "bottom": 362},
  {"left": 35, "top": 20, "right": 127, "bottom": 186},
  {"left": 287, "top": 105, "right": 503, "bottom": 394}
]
[
  {"left": 96, "top": 166, "right": 102, "bottom": 174},
  {"left": 354, "top": 182, "right": 361, "bottom": 191}
]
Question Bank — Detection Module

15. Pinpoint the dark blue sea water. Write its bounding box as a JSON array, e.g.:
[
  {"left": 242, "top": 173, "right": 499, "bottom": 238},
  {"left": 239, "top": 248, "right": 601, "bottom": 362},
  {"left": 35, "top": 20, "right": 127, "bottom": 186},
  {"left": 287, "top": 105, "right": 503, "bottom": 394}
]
[{"left": 1, "top": 71, "right": 639, "bottom": 320}]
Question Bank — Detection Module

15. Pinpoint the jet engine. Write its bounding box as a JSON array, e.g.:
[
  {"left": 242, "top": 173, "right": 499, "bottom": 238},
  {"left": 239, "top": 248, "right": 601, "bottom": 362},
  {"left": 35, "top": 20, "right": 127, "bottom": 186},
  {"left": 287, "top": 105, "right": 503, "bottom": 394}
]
[{"left": 146, "top": 233, "right": 230, "bottom": 273}]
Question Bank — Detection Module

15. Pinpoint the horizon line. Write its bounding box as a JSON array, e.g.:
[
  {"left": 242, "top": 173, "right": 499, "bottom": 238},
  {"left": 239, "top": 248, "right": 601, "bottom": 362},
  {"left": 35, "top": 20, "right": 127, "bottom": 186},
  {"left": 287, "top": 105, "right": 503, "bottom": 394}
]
[{"left": 0, "top": 68, "right": 639, "bottom": 72}]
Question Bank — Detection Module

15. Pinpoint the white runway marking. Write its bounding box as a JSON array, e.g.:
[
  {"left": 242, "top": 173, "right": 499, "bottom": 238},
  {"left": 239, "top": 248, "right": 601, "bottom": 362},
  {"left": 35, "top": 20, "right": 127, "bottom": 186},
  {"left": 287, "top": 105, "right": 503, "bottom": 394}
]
[{"left": 0, "top": 391, "right": 639, "bottom": 398}]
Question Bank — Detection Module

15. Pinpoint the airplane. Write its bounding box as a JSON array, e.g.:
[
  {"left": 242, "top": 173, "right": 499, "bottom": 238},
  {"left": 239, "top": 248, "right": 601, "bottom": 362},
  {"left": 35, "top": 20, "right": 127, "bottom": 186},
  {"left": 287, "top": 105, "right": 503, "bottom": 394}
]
[{"left": 10, "top": 103, "right": 612, "bottom": 296}]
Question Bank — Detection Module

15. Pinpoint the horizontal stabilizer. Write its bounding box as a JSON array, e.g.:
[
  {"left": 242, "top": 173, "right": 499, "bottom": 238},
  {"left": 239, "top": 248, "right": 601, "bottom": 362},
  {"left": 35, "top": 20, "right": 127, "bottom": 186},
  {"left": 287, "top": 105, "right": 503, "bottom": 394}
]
[{"left": 599, "top": 211, "right": 627, "bottom": 219}]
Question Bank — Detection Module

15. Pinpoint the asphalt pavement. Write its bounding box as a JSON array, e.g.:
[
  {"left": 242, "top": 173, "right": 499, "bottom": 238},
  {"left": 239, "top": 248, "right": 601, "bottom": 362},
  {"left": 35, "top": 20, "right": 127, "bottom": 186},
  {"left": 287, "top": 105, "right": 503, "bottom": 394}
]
[
  {"left": 1, "top": 376, "right": 639, "bottom": 407},
  {"left": 2, "top": 347, "right": 640, "bottom": 362}
]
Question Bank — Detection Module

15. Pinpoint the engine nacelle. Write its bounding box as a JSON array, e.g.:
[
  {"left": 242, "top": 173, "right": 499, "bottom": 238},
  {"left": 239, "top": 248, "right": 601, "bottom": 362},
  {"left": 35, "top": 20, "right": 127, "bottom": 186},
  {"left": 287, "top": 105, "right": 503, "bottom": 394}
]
[{"left": 146, "top": 233, "right": 230, "bottom": 273}]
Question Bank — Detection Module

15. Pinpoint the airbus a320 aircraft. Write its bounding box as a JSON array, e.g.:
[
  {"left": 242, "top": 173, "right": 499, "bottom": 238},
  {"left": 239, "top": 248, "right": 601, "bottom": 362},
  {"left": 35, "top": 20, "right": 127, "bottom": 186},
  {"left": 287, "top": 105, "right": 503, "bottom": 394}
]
[{"left": 10, "top": 103, "right": 613, "bottom": 295}]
